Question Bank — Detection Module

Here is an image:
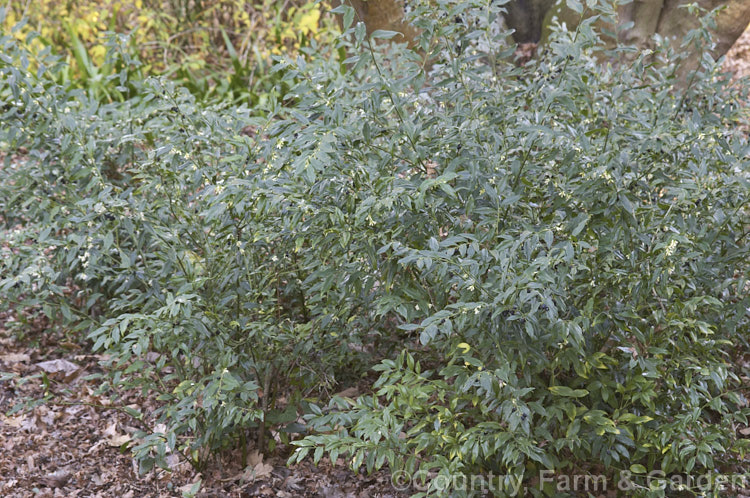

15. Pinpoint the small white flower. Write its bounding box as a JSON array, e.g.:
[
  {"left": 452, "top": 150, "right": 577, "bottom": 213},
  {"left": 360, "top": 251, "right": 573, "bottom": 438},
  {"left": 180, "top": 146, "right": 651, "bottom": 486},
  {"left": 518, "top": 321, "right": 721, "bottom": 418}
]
[{"left": 665, "top": 239, "right": 678, "bottom": 256}]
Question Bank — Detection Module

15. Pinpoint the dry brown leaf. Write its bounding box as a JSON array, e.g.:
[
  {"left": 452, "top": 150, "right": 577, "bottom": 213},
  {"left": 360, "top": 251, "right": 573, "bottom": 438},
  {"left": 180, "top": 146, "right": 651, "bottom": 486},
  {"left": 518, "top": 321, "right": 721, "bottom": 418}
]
[
  {"left": 177, "top": 479, "right": 202, "bottom": 495},
  {"left": 39, "top": 406, "right": 57, "bottom": 426},
  {"left": 283, "top": 474, "right": 304, "bottom": 492},
  {"left": 36, "top": 358, "right": 81, "bottom": 380},
  {"left": 39, "top": 469, "right": 71, "bottom": 488},
  {"left": 103, "top": 422, "right": 132, "bottom": 447},
  {"left": 334, "top": 387, "right": 359, "bottom": 398},
  {"left": 1, "top": 479, "right": 17, "bottom": 490},
  {"left": 424, "top": 160, "right": 438, "bottom": 178},
  {"left": 64, "top": 404, "right": 85, "bottom": 416},
  {"left": 1, "top": 414, "right": 25, "bottom": 428},
  {"left": 247, "top": 449, "right": 263, "bottom": 467},
  {"left": 103, "top": 422, "right": 118, "bottom": 437},
  {"left": 166, "top": 453, "right": 181, "bottom": 470},
  {"left": 86, "top": 439, "right": 106, "bottom": 455},
  {"left": 0, "top": 353, "right": 30, "bottom": 363},
  {"left": 20, "top": 413, "right": 39, "bottom": 432},
  {"left": 254, "top": 461, "right": 274, "bottom": 479},
  {"left": 108, "top": 434, "right": 132, "bottom": 447}
]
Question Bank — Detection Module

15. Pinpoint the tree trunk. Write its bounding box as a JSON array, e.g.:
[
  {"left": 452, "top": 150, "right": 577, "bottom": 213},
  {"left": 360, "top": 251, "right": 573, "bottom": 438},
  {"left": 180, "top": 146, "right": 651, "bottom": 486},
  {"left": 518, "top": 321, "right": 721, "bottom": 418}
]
[
  {"left": 541, "top": 0, "right": 750, "bottom": 67},
  {"left": 504, "top": 0, "right": 556, "bottom": 42},
  {"left": 333, "top": 0, "right": 750, "bottom": 64},
  {"left": 654, "top": 0, "right": 750, "bottom": 60},
  {"left": 332, "top": 0, "right": 419, "bottom": 47}
]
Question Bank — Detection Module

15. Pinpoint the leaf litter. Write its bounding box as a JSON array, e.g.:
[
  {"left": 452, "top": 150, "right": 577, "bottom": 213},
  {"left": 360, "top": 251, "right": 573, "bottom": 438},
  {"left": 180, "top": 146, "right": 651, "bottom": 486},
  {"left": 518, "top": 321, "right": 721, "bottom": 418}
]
[{"left": 0, "top": 309, "right": 407, "bottom": 497}]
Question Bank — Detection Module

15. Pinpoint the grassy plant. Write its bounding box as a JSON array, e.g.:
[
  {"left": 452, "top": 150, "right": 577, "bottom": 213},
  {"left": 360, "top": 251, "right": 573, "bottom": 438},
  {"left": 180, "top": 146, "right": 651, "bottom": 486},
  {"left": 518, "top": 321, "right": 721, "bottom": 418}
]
[{"left": 3, "top": 0, "right": 337, "bottom": 103}]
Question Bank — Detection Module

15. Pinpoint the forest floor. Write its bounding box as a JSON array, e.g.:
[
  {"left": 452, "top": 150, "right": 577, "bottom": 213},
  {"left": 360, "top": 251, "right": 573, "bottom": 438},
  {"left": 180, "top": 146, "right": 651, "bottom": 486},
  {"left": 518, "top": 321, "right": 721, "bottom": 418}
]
[
  {"left": 2, "top": 27, "right": 750, "bottom": 498},
  {"left": 0, "top": 309, "right": 404, "bottom": 497},
  {"left": 726, "top": 25, "right": 750, "bottom": 81}
]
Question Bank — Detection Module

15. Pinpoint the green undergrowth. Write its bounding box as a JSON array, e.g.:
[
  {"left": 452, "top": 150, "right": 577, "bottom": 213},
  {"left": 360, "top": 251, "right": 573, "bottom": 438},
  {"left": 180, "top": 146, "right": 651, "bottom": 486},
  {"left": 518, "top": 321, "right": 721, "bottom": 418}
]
[{"left": 1, "top": 1, "right": 750, "bottom": 496}]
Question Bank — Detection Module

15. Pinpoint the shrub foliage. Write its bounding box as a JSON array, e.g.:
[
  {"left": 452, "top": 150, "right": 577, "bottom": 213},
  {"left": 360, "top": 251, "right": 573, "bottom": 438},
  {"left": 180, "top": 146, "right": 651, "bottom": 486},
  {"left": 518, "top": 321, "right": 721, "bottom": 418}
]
[{"left": 1, "top": 0, "right": 749, "bottom": 495}]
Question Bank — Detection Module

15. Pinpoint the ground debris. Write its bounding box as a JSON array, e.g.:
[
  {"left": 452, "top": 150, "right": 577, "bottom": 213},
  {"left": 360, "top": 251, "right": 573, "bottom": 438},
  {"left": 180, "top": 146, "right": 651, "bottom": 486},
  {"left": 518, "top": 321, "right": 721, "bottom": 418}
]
[{"left": 0, "top": 308, "right": 407, "bottom": 497}]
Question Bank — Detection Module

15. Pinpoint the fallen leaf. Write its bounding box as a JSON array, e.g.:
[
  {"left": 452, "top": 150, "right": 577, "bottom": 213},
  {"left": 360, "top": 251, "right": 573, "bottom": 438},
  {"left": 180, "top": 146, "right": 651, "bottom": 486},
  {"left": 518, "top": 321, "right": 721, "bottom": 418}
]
[
  {"left": 20, "top": 414, "right": 39, "bottom": 432},
  {"left": 0, "top": 353, "right": 30, "bottom": 363},
  {"left": 283, "top": 475, "right": 304, "bottom": 492},
  {"left": 165, "top": 453, "right": 180, "bottom": 470},
  {"left": 86, "top": 439, "right": 105, "bottom": 455},
  {"left": 64, "top": 405, "right": 85, "bottom": 416},
  {"left": 103, "top": 422, "right": 132, "bottom": 447},
  {"left": 36, "top": 359, "right": 81, "bottom": 380},
  {"left": 247, "top": 449, "right": 263, "bottom": 467},
  {"left": 253, "top": 461, "right": 274, "bottom": 479},
  {"left": 108, "top": 434, "right": 131, "bottom": 447},
  {"left": 1, "top": 479, "right": 17, "bottom": 490},
  {"left": 39, "top": 470, "right": 71, "bottom": 488},
  {"left": 240, "top": 451, "right": 274, "bottom": 482},
  {"left": 145, "top": 352, "right": 161, "bottom": 362},
  {"left": 103, "top": 422, "right": 118, "bottom": 437},
  {"left": 334, "top": 387, "right": 359, "bottom": 398},
  {"left": 1, "top": 415, "right": 25, "bottom": 428},
  {"left": 39, "top": 407, "right": 57, "bottom": 426},
  {"left": 178, "top": 479, "right": 202, "bottom": 496}
]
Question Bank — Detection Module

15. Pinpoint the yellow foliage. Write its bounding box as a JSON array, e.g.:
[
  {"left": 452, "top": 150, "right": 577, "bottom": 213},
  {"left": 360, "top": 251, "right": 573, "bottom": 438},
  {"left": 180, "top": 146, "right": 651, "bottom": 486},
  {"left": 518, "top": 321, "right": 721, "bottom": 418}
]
[
  {"left": 3, "top": 0, "right": 335, "bottom": 82},
  {"left": 299, "top": 8, "right": 322, "bottom": 36}
]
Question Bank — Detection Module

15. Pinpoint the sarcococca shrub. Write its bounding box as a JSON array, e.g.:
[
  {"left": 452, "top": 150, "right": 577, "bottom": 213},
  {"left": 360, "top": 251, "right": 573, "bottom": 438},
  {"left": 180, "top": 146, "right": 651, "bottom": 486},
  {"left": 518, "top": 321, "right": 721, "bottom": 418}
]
[{"left": 1, "top": 0, "right": 749, "bottom": 495}]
